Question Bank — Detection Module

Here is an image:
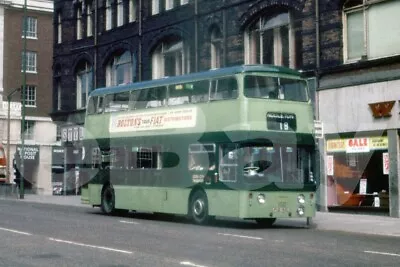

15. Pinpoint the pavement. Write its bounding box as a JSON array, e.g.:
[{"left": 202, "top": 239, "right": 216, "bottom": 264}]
[{"left": 1, "top": 193, "right": 399, "bottom": 238}]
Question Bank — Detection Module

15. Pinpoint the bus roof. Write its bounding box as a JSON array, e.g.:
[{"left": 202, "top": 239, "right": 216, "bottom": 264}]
[{"left": 90, "top": 64, "right": 302, "bottom": 97}]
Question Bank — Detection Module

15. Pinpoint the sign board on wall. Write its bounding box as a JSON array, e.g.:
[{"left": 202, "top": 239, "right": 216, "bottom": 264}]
[
  {"left": 61, "top": 126, "right": 84, "bottom": 143},
  {"left": 382, "top": 152, "right": 389, "bottom": 175},
  {"left": 327, "top": 136, "right": 388, "bottom": 153},
  {"left": 16, "top": 145, "right": 40, "bottom": 162}
]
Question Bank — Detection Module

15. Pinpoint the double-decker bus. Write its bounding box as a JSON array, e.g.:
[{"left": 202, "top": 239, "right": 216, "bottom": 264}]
[
  {"left": 80, "top": 65, "right": 317, "bottom": 226},
  {"left": 0, "top": 144, "right": 7, "bottom": 183}
]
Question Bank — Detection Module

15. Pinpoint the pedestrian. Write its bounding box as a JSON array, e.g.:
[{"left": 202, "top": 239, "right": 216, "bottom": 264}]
[{"left": 13, "top": 151, "right": 22, "bottom": 194}]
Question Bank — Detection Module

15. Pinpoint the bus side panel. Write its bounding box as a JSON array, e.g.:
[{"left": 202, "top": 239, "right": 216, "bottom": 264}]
[
  {"left": 161, "top": 188, "right": 190, "bottom": 215},
  {"left": 88, "top": 184, "right": 102, "bottom": 206},
  {"left": 113, "top": 186, "right": 190, "bottom": 214},
  {"left": 207, "top": 190, "right": 241, "bottom": 217}
]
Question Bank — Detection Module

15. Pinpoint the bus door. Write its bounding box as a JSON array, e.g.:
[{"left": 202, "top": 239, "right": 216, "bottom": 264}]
[
  {"left": 219, "top": 144, "right": 239, "bottom": 183},
  {"left": 188, "top": 144, "right": 216, "bottom": 185}
]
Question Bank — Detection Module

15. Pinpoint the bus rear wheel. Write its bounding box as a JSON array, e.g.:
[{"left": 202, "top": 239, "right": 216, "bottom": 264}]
[
  {"left": 190, "top": 191, "right": 210, "bottom": 225},
  {"left": 101, "top": 184, "right": 115, "bottom": 215},
  {"left": 255, "top": 218, "right": 276, "bottom": 227}
]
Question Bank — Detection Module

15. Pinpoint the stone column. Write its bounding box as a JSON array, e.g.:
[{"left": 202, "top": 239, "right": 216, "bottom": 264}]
[
  {"left": 388, "top": 129, "right": 400, "bottom": 218},
  {"left": 317, "top": 138, "right": 328, "bottom": 212}
]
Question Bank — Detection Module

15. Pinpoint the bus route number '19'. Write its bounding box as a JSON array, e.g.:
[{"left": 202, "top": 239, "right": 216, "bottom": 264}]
[{"left": 266, "top": 112, "right": 297, "bottom": 131}]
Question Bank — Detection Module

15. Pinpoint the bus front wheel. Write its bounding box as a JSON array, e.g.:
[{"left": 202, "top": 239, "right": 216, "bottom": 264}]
[
  {"left": 101, "top": 184, "right": 115, "bottom": 215},
  {"left": 190, "top": 191, "right": 210, "bottom": 225}
]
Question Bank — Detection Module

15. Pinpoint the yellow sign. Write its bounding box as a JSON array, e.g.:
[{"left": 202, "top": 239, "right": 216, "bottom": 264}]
[
  {"left": 326, "top": 139, "right": 346, "bottom": 152},
  {"left": 369, "top": 137, "right": 388, "bottom": 150},
  {"left": 327, "top": 136, "right": 388, "bottom": 152}
]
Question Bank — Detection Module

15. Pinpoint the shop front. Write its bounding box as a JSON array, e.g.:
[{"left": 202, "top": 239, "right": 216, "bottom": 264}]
[{"left": 326, "top": 136, "right": 389, "bottom": 212}]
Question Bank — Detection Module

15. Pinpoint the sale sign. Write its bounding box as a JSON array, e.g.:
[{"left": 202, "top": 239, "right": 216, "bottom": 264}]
[
  {"left": 383, "top": 152, "right": 389, "bottom": 175},
  {"left": 326, "top": 155, "right": 334, "bottom": 176}
]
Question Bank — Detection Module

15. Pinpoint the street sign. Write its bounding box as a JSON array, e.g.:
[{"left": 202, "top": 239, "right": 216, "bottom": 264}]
[{"left": 314, "top": 120, "right": 324, "bottom": 139}]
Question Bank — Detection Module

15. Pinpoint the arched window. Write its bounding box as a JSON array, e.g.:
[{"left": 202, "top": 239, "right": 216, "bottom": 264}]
[
  {"left": 106, "top": 51, "right": 135, "bottom": 86},
  {"left": 210, "top": 26, "right": 222, "bottom": 69},
  {"left": 152, "top": 38, "right": 189, "bottom": 79},
  {"left": 245, "top": 11, "right": 294, "bottom": 68},
  {"left": 76, "top": 61, "right": 93, "bottom": 109}
]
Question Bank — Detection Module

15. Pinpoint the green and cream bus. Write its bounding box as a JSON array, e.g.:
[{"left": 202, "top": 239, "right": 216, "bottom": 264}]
[{"left": 80, "top": 64, "right": 317, "bottom": 226}]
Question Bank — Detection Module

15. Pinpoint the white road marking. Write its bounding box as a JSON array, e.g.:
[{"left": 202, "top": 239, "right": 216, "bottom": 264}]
[
  {"left": 48, "top": 237, "right": 133, "bottom": 254},
  {"left": 119, "top": 220, "right": 139, "bottom": 225},
  {"left": 0, "top": 227, "right": 32, "bottom": 236},
  {"left": 217, "top": 233, "right": 263, "bottom": 240},
  {"left": 180, "top": 261, "right": 209, "bottom": 267},
  {"left": 364, "top": 251, "right": 400, "bottom": 257}
]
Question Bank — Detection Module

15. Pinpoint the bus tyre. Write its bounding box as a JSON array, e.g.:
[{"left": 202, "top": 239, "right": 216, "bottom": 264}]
[
  {"left": 255, "top": 218, "right": 276, "bottom": 227},
  {"left": 101, "top": 184, "right": 115, "bottom": 215},
  {"left": 190, "top": 191, "right": 210, "bottom": 225}
]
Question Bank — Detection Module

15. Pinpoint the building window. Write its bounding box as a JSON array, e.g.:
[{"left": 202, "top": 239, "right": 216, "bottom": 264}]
[
  {"left": 343, "top": 0, "right": 400, "bottom": 62},
  {"left": 22, "top": 51, "right": 37, "bottom": 73},
  {"left": 106, "top": 51, "right": 134, "bottom": 86},
  {"left": 129, "top": 0, "right": 136, "bottom": 22},
  {"left": 105, "top": 0, "right": 113, "bottom": 30},
  {"left": 210, "top": 26, "right": 222, "bottom": 69},
  {"left": 22, "top": 85, "right": 36, "bottom": 107},
  {"left": 87, "top": 3, "right": 93, "bottom": 37},
  {"left": 23, "top": 16, "right": 37, "bottom": 38},
  {"left": 77, "top": 5, "right": 83, "bottom": 39},
  {"left": 22, "top": 120, "right": 35, "bottom": 140},
  {"left": 152, "top": 0, "right": 160, "bottom": 15},
  {"left": 245, "top": 11, "right": 294, "bottom": 68},
  {"left": 117, "top": 0, "right": 124, "bottom": 27},
  {"left": 165, "top": 0, "right": 174, "bottom": 10},
  {"left": 57, "top": 13, "right": 62, "bottom": 43},
  {"left": 152, "top": 39, "right": 188, "bottom": 79},
  {"left": 76, "top": 62, "right": 93, "bottom": 109}
]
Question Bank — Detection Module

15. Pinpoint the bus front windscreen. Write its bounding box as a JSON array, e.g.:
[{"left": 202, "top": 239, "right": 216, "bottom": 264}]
[
  {"left": 244, "top": 75, "right": 308, "bottom": 102},
  {"left": 241, "top": 145, "right": 313, "bottom": 185}
]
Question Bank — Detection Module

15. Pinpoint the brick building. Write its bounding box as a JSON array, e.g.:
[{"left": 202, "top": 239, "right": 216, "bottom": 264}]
[{"left": 0, "top": 0, "right": 55, "bottom": 194}]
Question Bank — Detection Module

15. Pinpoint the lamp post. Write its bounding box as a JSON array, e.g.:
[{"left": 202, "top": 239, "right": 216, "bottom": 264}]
[
  {"left": 6, "top": 88, "right": 21, "bottom": 185},
  {"left": 20, "top": 0, "right": 28, "bottom": 199}
]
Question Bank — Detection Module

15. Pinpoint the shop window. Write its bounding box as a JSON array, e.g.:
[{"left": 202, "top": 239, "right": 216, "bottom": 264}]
[{"left": 326, "top": 137, "right": 389, "bottom": 208}]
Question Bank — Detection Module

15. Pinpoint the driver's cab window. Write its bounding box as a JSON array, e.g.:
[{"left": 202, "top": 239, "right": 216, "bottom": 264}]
[
  {"left": 242, "top": 145, "right": 282, "bottom": 182},
  {"left": 188, "top": 144, "right": 216, "bottom": 171}
]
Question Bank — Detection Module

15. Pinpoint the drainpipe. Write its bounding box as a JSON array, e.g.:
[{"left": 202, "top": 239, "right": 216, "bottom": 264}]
[
  {"left": 194, "top": 0, "right": 198, "bottom": 72},
  {"left": 94, "top": 0, "right": 98, "bottom": 89},
  {"left": 138, "top": 0, "right": 142, "bottom": 81}
]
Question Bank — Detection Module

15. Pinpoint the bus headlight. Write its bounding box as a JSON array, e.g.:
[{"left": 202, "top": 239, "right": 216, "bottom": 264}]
[
  {"left": 297, "top": 194, "right": 305, "bottom": 204},
  {"left": 297, "top": 206, "right": 305, "bottom": 216},
  {"left": 257, "top": 194, "right": 266, "bottom": 204}
]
